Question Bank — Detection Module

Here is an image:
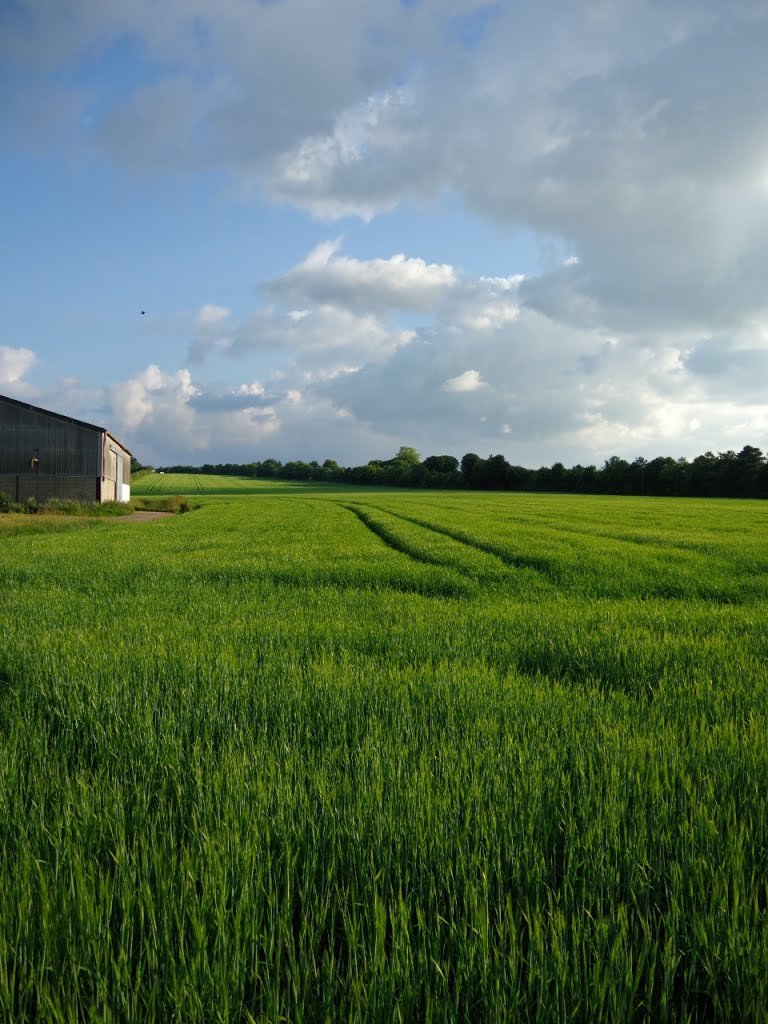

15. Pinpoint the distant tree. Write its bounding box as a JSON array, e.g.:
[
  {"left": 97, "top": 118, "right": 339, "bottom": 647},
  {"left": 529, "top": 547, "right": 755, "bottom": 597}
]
[
  {"left": 419, "top": 455, "right": 461, "bottom": 489},
  {"left": 644, "top": 456, "right": 679, "bottom": 496},
  {"left": 630, "top": 457, "right": 648, "bottom": 495},
  {"left": 690, "top": 451, "right": 720, "bottom": 496},
  {"left": 600, "top": 455, "right": 632, "bottom": 494},
  {"left": 422, "top": 455, "right": 459, "bottom": 474},
  {"left": 581, "top": 465, "right": 598, "bottom": 492},
  {"left": 393, "top": 446, "right": 421, "bottom": 467},
  {"left": 564, "top": 464, "right": 596, "bottom": 493},
  {"left": 144, "top": 441, "right": 768, "bottom": 498},
  {"left": 361, "top": 462, "right": 385, "bottom": 483},
  {"left": 717, "top": 450, "right": 740, "bottom": 498},
  {"left": 281, "top": 460, "right": 312, "bottom": 480},
  {"left": 736, "top": 445, "right": 765, "bottom": 497},
  {"left": 258, "top": 458, "right": 282, "bottom": 478},
  {"left": 537, "top": 462, "right": 566, "bottom": 492},
  {"left": 484, "top": 454, "right": 511, "bottom": 489},
  {"left": 507, "top": 464, "right": 533, "bottom": 491},
  {"left": 674, "top": 457, "right": 691, "bottom": 495},
  {"left": 460, "top": 453, "right": 484, "bottom": 487}
]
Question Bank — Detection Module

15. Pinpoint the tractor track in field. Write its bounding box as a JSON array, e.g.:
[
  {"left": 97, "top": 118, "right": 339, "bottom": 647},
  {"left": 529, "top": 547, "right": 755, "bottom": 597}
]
[
  {"left": 342, "top": 504, "right": 451, "bottom": 568},
  {"left": 139, "top": 474, "right": 160, "bottom": 494},
  {"left": 383, "top": 500, "right": 729, "bottom": 559},
  {"left": 360, "top": 503, "right": 556, "bottom": 580}
]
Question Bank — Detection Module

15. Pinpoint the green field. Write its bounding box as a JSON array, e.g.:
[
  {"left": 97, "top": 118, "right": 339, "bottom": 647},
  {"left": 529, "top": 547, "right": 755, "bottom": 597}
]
[
  {"left": 133, "top": 472, "right": 327, "bottom": 495},
  {"left": 1, "top": 488, "right": 767, "bottom": 1021}
]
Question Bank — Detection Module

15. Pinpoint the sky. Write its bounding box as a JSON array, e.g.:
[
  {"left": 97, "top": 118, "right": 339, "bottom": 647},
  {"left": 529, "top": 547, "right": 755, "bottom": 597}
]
[{"left": 2, "top": 0, "right": 768, "bottom": 469}]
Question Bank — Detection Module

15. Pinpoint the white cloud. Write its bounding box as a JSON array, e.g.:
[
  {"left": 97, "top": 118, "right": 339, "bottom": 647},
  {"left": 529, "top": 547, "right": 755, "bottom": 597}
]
[
  {"left": 0, "top": 345, "right": 37, "bottom": 387},
  {"left": 2, "top": 0, "right": 486, "bottom": 172},
  {"left": 73, "top": 305, "right": 768, "bottom": 469},
  {"left": 442, "top": 369, "right": 487, "bottom": 393},
  {"left": 171, "top": 234, "right": 768, "bottom": 467},
  {"left": 449, "top": 276, "right": 523, "bottom": 330},
  {"left": 266, "top": 88, "right": 417, "bottom": 219},
  {"left": 108, "top": 364, "right": 198, "bottom": 433},
  {"left": 265, "top": 239, "right": 457, "bottom": 314},
  {"left": 303, "top": 238, "right": 342, "bottom": 268},
  {"left": 7, "top": 2, "right": 768, "bottom": 467},
  {"left": 196, "top": 304, "right": 231, "bottom": 325},
  {"left": 188, "top": 305, "right": 234, "bottom": 363},
  {"left": 189, "top": 242, "right": 442, "bottom": 370},
  {"left": 250, "top": 2, "right": 768, "bottom": 342},
  {"left": 231, "top": 304, "right": 413, "bottom": 365}
]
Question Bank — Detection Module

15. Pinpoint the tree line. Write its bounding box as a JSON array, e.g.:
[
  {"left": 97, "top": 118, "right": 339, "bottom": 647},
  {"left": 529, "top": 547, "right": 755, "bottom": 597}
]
[{"left": 140, "top": 443, "right": 768, "bottom": 498}]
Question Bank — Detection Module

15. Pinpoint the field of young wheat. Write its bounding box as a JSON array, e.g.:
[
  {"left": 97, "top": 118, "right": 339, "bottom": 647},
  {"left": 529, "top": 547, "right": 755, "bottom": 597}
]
[
  {"left": 133, "top": 472, "right": 319, "bottom": 496},
  {"left": 1, "top": 486, "right": 766, "bottom": 1021}
]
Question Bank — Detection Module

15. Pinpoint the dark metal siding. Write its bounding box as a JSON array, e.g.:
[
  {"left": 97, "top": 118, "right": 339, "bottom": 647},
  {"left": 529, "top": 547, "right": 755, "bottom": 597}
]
[
  {"left": 0, "top": 397, "right": 101, "bottom": 476},
  {"left": 0, "top": 473, "right": 100, "bottom": 503}
]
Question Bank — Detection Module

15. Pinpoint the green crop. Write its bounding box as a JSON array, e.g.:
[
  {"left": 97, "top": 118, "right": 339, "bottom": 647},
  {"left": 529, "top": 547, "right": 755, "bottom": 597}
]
[
  {"left": 132, "top": 472, "right": 328, "bottom": 496},
  {"left": 0, "top": 489, "right": 766, "bottom": 1021}
]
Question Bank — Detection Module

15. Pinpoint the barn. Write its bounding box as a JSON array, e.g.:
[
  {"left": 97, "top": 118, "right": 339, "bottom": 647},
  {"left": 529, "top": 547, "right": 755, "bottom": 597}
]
[{"left": 0, "top": 393, "right": 132, "bottom": 504}]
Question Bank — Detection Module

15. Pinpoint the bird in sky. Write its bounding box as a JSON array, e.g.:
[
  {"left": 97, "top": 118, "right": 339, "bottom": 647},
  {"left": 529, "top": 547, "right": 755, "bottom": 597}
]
[{"left": 141, "top": 310, "right": 146, "bottom": 315}]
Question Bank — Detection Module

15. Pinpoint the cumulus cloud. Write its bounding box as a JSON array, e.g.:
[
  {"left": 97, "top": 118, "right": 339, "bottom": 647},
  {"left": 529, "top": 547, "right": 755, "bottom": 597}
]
[
  {"left": 167, "top": 226, "right": 768, "bottom": 466},
  {"left": 683, "top": 331, "right": 768, "bottom": 404},
  {"left": 264, "top": 237, "right": 457, "bottom": 314},
  {"left": 0, "top": 345, "right": 37, "bottom": 388},
  {"left": 196, "top": 304, "right": 231, "bottom": 326},
  {"left": 1, "top": 0, "right": 486, "bottom": 167},
  {"left": 256, "top": 2, "right": 768, "bottom": 341},
  {"left": 189, "top": 384, "right": 274, "bottom": 414},
  {"left": 188, "top": 305, "right": 234, "bottom": 364},
  {"left": 85, "top": 307, "right": 768, "bottom": 469},
  {"left": 12, "top": 3, "right": 768, "bottom": 343},
  {"left": 442, "top": 369, "right": 487, "bottom": 393},
  {"left": 107, "top": 364, "right": 199, "bottom": 434},
  {"left": 227, "top": 305, "right": 414, "bottom": 371},
  {"left": 189, "top": 244, "right": 442, "bottom": 374},
  {"left": 101, "top": 365, "right": 273, "bottom": 464},
  {"left": 447, "top": 275, "right": 523, "bottom": 330},
  {"left": 264, "top": 87, "right": 427, "bottom": 218},
  {"left": 93, "top": 362, "right": 389, "bottom": 467},
  {"left": 320, "top": 307, "right": 609, "bottom": 457},
  {"left": 7, "top": 1, "right": 768, "bottom": 465}
]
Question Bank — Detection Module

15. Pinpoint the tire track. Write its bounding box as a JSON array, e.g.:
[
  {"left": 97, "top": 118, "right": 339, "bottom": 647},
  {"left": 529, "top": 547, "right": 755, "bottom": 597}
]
[
  {"left": 342, "top": 504, "right": 450, "bottom": 568},
  {"left": 361, "top": 503, "right": 556, "bottom": 580}
]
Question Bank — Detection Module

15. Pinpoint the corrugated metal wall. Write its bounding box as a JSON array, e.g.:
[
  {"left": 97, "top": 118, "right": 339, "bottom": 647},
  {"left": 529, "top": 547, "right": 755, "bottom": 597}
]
[
  {"left": 0, "top": 398, "right": 101, "bottom": 476},
  {"left": 0, "top": 473, "right": 100, "bottom": 503}
]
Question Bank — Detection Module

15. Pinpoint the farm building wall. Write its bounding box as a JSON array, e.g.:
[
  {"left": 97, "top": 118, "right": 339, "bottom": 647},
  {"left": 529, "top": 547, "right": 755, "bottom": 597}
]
[
  {"left": 101, "top": 433, "right": 131, "bottom": 502},
  {"left": 0, "top": 396, "right": 101, "bottom": 476},
  {"left": 0, "top": 394, "right": 132, "bottom": 504},
  {"left": 0, "top": 473, "right": 100, "bottom": 504}
]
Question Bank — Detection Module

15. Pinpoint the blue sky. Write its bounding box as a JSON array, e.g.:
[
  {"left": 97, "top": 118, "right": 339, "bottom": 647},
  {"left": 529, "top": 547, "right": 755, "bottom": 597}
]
[{"left": 2, "top": 0, "right": 768, "bottom": 468}]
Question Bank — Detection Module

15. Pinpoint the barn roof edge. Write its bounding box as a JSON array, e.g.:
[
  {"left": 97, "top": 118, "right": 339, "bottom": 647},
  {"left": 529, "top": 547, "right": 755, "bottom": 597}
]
[{"left": 0, "top": 392, "right": 133, "bottom": 456}]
